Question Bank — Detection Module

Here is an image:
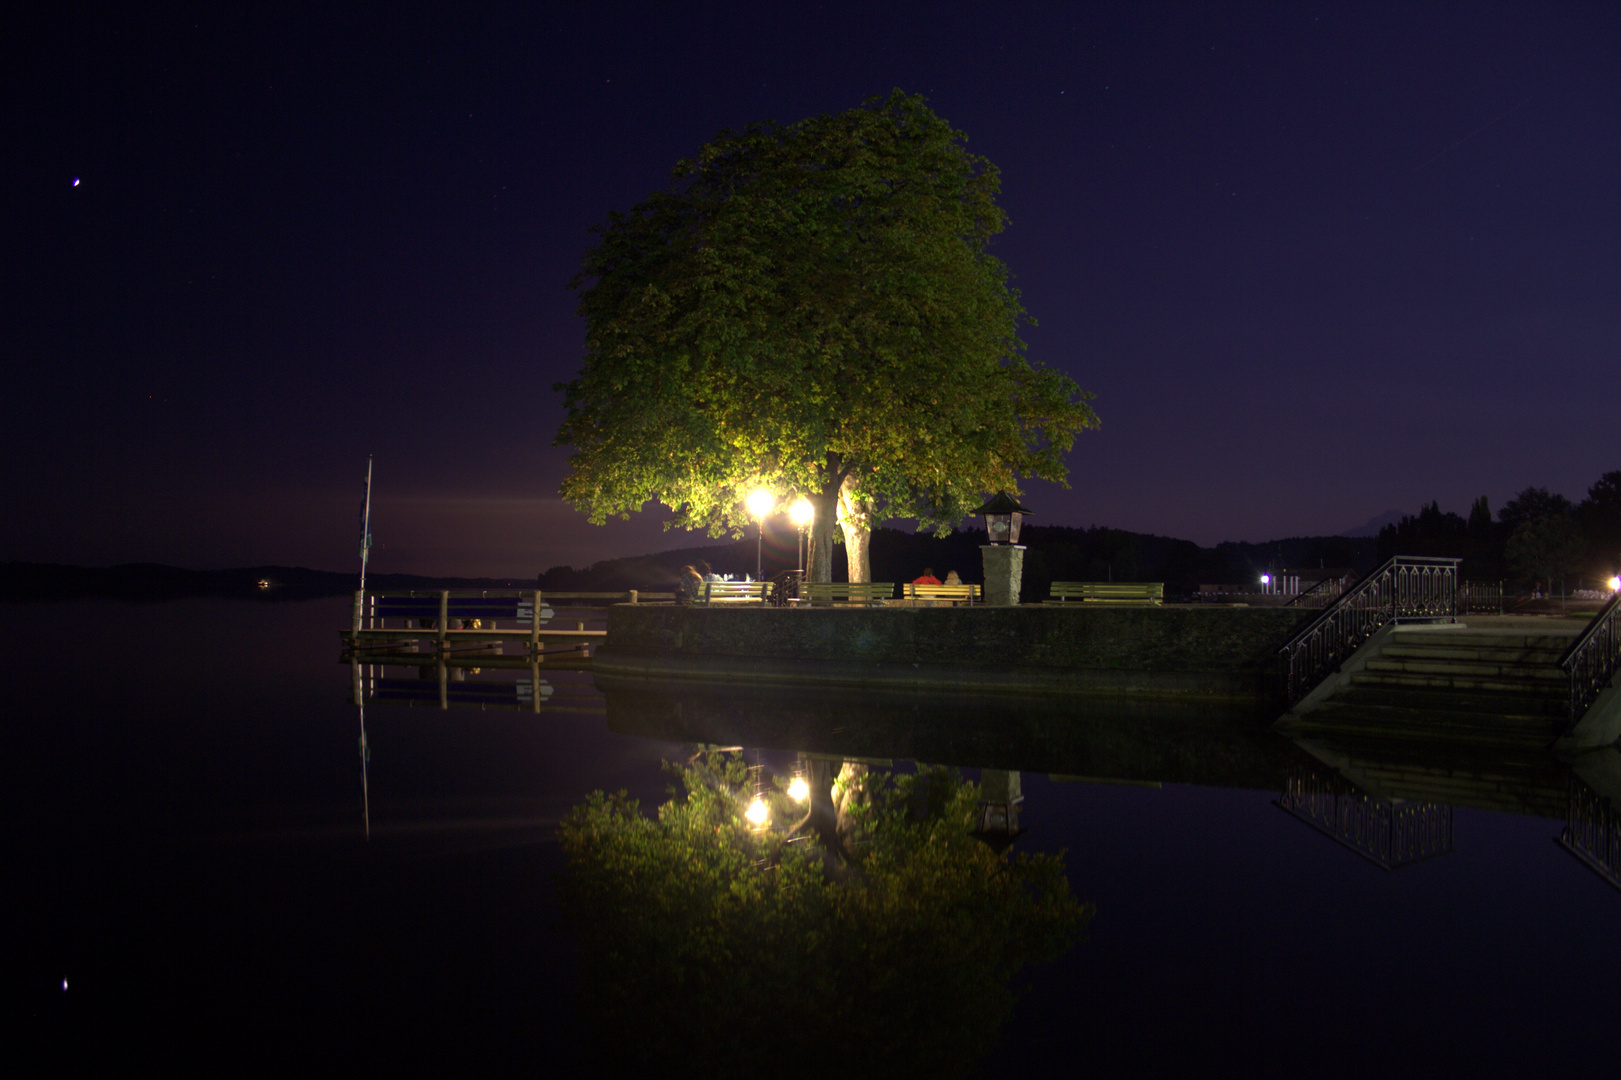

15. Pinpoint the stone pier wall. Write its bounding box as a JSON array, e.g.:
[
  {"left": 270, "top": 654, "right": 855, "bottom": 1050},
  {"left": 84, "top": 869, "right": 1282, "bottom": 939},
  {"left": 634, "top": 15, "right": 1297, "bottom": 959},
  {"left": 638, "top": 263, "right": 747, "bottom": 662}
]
[{"left": 596, "top": 604, "right": 1318, "bottom": 702}]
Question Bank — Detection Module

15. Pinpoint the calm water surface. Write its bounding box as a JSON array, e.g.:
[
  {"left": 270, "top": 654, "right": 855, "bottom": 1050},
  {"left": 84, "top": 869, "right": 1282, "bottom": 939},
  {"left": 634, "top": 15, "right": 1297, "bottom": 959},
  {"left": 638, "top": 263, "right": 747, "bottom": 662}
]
[{"left": 9, "top": 598, "right": 1617, "bottom": 1075}]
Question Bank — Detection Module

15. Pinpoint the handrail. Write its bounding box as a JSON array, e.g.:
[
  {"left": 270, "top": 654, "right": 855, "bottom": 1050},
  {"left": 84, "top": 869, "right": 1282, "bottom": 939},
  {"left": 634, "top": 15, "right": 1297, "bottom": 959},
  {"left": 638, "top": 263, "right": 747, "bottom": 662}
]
[
  {"left": 1278, "top": 556, "right": 1460, "bottom": 706},
  {"left": 1558, "top": 590, "right": 1621, "bottom": 726}
]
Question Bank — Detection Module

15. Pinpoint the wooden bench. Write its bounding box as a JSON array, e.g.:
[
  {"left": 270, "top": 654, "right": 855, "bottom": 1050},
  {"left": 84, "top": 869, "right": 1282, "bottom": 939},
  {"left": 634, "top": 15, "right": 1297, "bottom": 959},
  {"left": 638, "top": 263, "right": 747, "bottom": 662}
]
[
  {"left": 1048, "top": 581, "right": 1164, "bottom": 605},
  {"left": 904, "top": 583, "right": 980, "bottom": 605},
  {"left": 699, "top": 580, "right": 771, "bottom": 604},
  {"left": 800, "top": 582, "right": 895, "bottom": 606}
]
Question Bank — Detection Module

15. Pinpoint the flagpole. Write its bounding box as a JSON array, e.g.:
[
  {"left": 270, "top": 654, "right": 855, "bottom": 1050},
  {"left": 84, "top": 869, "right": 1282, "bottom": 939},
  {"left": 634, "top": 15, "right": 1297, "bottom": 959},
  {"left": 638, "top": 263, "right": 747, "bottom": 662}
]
[
  {"left": 359, "top": 455, "right": 374, "bottom": 592},
  {"left": 354, "top": 456, "right": 373, "bottom": 632}
]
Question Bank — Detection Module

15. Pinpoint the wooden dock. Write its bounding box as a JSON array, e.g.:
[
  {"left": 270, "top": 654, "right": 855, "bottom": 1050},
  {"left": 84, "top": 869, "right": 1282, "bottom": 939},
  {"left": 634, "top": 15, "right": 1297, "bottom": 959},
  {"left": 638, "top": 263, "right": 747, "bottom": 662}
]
[{"left": 339, "top": 588, "right": 672, "bottom": 659}]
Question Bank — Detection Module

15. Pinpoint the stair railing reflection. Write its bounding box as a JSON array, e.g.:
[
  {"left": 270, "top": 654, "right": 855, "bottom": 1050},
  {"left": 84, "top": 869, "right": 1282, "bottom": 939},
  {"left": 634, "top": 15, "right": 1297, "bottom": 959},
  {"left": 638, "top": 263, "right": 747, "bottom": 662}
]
[
  {"left": 1559, "top": 773, "right": 1621, "bottom": 892},
  {"left": 1275, "top": 761, "right": 1455, "bottom": 870}
]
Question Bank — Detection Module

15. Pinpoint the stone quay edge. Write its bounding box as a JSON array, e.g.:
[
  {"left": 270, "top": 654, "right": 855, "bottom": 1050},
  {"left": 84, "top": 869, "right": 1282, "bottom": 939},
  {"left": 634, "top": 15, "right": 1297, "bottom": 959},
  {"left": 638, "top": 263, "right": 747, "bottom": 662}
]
[{"left": 595, "top": 603, "right": 1318, "bottom": 703}]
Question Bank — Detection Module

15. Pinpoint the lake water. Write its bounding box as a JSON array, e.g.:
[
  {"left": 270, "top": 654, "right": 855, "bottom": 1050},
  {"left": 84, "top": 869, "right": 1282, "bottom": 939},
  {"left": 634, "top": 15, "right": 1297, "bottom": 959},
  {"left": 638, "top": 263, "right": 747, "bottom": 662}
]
[{"left": 9, "top": 597, "right": 1618, "bottom": 1076}]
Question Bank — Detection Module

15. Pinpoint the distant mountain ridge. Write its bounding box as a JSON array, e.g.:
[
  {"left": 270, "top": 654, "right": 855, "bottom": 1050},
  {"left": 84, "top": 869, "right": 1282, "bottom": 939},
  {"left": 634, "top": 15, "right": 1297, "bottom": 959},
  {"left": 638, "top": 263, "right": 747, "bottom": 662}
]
[{"left": 1341, "top": 509, "right": 1407, "bottom": 538}]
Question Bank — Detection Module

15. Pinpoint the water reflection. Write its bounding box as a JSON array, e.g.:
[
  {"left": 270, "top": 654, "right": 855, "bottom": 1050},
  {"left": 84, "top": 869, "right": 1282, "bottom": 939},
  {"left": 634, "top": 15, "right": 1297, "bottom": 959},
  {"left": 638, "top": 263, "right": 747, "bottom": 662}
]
[
  {"left": 1274, "top": 759, "right": 1455, "bottom": 870},
  {"left": 342, "top": 653, "right": 1621, "bottom": 1071},
  {"left": 557, "top": 749, "right": 1091, "bottom": 1076},
  {"left": 1561, "top": 773, "right": 1621, "bottom": 891}
]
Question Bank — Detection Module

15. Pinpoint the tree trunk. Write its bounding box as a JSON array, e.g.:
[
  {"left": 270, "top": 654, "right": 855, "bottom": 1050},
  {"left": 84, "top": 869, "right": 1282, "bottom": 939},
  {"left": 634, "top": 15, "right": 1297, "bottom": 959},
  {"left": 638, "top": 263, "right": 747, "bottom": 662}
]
[
  {"left": 838, "top": 475, "right": 874, "bottom": 583},
  {"left": 805, "top": 457, "right": 847, "bottom": 584},
  {"left": 806, "top": 488, "right": 838, "bottom": 583},
  {"left": 791, "top": 759, "right": 868, "bottom": 868}
]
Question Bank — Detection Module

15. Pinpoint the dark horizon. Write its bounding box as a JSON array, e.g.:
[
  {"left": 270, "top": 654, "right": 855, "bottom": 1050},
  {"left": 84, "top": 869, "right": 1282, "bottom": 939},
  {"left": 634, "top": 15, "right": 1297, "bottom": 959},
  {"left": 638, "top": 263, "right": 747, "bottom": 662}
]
[{"left": 8, "top": 4, "right": 1617, "bottom": 578}]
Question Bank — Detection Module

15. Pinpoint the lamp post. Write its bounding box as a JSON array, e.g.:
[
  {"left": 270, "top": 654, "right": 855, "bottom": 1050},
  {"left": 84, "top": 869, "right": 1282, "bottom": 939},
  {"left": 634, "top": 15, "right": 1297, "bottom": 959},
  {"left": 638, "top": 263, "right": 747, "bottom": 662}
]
[
  {"left": 972, "top": 490, "right": 1030, "bottom": 546},
  {"left": 790, "top": 498, "right": 814, "bottom": 572},
  {"left": 971, "top": 491, "right": 1032, "bottom": 606},
  {"left": 747, "top": 489, "right": 775, "bottom": 583}
]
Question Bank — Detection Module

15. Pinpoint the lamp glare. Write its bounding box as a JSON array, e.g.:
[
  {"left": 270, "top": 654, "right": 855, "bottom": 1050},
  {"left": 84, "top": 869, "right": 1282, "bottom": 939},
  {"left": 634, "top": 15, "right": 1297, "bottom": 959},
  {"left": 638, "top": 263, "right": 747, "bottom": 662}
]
[
  {"left": 745, "top": 798, "right": 769, "bottom": 825},
  {"left": 790, "top": 498, "right": 814, "bottom": 527},
  {"left": 1609, "top": 576, "right": 1620, "bottom": 593},
  {"left": 788, "top": 777, "right": 809, "bottom": 802},
  {"left": 747, "top": 489, "right": 775, "bottom": 518}
]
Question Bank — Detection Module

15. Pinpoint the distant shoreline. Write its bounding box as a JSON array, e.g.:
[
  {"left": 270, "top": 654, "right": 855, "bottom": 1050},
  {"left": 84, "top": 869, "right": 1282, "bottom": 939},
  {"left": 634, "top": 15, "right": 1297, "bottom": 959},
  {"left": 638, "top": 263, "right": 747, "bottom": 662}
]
[
  {"left": 0, "top": 562, "right": 529, "bottom": 602},
  {"left": 0, "top": 524, "right": 1386, "bottom": 602}
]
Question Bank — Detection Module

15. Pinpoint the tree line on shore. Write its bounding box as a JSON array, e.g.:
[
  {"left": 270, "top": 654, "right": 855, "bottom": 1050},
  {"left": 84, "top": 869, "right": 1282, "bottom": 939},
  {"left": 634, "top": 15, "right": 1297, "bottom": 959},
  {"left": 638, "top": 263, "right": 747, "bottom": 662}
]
[
  {"left": 539, "top": 469, "right": 1619, "bottom": 599},
  {"left": 1373, "top": 470, "right": 1620, "bottom": 590}
]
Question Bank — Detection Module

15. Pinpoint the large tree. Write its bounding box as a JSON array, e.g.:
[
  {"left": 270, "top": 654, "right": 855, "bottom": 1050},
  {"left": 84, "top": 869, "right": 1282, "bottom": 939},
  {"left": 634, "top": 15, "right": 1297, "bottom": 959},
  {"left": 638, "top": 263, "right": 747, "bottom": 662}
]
[{"left": 555, "top": 90, "right": 1098, "bottom": 580}]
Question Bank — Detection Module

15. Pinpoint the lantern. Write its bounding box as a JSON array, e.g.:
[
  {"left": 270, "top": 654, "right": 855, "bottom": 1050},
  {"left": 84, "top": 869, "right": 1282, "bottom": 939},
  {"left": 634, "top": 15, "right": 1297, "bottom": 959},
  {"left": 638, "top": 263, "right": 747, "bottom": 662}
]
[{"left": 971, "top": 491, "right": 1032, "bottom": 545}]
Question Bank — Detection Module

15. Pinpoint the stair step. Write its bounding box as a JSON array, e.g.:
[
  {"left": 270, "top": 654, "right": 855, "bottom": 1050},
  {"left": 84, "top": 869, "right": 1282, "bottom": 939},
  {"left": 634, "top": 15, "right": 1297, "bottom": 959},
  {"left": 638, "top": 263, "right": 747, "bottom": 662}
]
[
  {"left": 1350, "top": 673, "right": 1566, "bottom": 697},
  {"left": 1335, "top": 685, "right": 1566, "bottom": 718},
  {"left": 1314, "top": 699, "right": 1559, "bottom": 729},
  {"left": 1400, "top": 625, "right": 1575, "bottom": 642},
  {"left": 1380, "top": 644, "right": 1568, "bottom": 664},
  {"left": 1362, "top": 658, "right": 1565, "bottom": 680}
]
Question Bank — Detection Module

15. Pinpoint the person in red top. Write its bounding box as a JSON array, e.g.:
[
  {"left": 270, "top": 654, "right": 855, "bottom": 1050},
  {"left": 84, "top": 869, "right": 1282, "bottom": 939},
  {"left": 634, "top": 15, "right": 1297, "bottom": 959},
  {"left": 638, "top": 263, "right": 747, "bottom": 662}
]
[{"left": 912, "top": 567, "right": 942, "bottom": 585}]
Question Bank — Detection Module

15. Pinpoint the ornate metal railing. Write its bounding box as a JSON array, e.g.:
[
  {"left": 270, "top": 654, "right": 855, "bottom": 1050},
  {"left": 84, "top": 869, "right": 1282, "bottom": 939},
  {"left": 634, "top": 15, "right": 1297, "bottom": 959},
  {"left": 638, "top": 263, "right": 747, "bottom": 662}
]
[
  {"left": 1279, "top": 556, "right": 1460, "bottom": 706},
  {"left": 1558, "top": 774, "right": 1621, "bottom": 892},
  {"left": 1285, "top": 573, "right": 1355, "bottom": 609},
  {"left": 1459, "top": 580, "right": 1504, "bottom": 616},
  {"left": 1558, "top": 590, "right": 1620, "bottom": 726},
  {"left": 1276, "top": 762, "right": 1454, "bottom": 869}
]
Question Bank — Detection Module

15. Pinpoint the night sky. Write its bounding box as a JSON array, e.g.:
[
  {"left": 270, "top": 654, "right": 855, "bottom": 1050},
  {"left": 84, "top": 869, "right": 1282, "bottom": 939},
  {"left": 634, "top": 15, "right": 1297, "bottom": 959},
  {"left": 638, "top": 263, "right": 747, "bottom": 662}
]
[{"left": 7, "top": 3, "right": 1617, "bottom": 578}]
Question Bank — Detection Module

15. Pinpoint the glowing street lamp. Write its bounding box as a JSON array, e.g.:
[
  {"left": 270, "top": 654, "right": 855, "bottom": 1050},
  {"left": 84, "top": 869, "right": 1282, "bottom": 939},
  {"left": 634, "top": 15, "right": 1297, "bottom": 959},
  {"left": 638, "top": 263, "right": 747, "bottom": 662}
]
[
  {"left": 789, "top": 498, "right": 814, "bottom": 572},
  {"left": 747, "top": 489, "right": 775, "bottom": 584},
  {"left": 1609, "top": 575, "right": 1620, "bottom": 593},
  {"left": 971, "top": 491, "right": 1031, "bottom": 545},
  {"left": 745, "top": 797, "right": 769, "bottom": 826},
  {"left": 788, "top": 776, "right": 809, "bottom": 802}
]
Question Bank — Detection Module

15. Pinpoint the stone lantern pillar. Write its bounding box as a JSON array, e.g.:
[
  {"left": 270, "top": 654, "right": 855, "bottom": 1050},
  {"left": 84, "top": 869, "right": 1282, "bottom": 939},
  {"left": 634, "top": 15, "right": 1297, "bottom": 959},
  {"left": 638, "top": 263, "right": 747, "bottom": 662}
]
[{"left": 972, "top": 491, "right": 1032, "bottom": 607}]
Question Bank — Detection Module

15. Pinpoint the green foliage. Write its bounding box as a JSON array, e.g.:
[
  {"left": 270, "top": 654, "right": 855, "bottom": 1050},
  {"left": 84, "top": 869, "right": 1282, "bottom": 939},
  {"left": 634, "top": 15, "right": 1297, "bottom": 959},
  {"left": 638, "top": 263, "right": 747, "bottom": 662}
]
[
  {"left": 1576, "top": 471, "right": 1621, "bottom": 568},
  {"left": 557, "top": 752, "right": 1092, "bottom": 1076},
  {"left": 1505, "top": 513, "right": 1583, "bottom": 585},
  {"left": 555, "top": 90, "right": 1098, "bottom": 541},
  {"left": 1498, "top": 486, "right": 1574, "bottom": 535}
]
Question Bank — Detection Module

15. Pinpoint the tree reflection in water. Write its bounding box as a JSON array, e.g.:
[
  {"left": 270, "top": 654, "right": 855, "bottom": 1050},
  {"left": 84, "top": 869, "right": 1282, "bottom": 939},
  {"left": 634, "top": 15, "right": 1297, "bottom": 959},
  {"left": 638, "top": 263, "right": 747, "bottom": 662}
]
[{"left": 559, "top": 750, "right": 1093, "bottom": 1076}]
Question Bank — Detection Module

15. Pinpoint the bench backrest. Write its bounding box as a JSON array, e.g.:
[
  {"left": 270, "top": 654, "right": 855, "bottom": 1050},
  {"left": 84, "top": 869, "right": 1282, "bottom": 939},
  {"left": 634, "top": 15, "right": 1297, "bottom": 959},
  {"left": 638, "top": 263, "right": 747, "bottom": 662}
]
[
  {"left": 700, "top": 581, "right": 771, "bottom": 603},
  {"left": 1048, "top": 581, "right": 1164, "bottom": 603},
  {"left": 801, "top": 582, "right": 895, "bottom": 603},
  {"left": 905, "top": 583, "right": 980, "bottom": 602}
]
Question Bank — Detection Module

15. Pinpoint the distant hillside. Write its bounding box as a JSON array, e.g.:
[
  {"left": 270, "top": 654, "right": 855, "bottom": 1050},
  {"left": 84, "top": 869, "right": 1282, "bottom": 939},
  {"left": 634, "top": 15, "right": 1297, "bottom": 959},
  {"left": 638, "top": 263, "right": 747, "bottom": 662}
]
[
  {"left": 540, "top": 523, "right": 1381, "bottom": 600},
  {"left": 2, "top": 526, "right": 1383, "bottom": 602}
]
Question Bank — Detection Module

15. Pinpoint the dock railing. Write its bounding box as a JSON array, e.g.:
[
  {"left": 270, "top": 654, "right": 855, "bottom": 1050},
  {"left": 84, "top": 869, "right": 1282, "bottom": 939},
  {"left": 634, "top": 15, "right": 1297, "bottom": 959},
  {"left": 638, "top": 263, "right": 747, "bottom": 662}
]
[
  {"left": 356, "top": 587, "right": 674, "bottom": 629},
  {"left": 1279, "top": 555, "right": 1460, "bottom": 707},
  {"left": 344, "top": 587, "right": 673, "bottom": 658}
]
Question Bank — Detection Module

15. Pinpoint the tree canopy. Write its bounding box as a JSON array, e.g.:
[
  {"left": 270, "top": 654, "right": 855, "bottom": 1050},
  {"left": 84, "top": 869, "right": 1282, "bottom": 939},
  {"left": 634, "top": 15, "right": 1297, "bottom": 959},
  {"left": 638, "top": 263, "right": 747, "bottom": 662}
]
[{"left": 555, "top": 90, "right": 1098, "bottom": 579}]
